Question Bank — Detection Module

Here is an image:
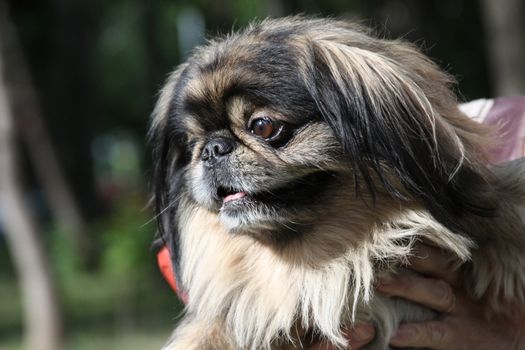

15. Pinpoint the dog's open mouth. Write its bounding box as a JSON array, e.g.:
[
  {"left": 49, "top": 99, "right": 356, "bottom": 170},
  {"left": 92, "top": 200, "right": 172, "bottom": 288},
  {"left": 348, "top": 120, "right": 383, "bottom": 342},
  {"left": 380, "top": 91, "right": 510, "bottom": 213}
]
[
  {"left": 216, "top": 171, "right": 334, "bottom": 213},
  {"left": 213, "top": 171, "right": 336, "bottom": 232},
  {"left": 217, "top": 187, "right": 248, "bottom": 204}
]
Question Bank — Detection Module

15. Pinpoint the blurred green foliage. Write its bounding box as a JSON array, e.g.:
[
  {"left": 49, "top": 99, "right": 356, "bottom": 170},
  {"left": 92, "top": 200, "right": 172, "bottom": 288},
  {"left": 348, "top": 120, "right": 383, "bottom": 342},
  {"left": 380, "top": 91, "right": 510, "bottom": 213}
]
[
  {"left": 98, "top": 194, "right": 153, "bottom": 279},
  {"left": 1, "top": 194, "right": 183, "bottom": 349}
]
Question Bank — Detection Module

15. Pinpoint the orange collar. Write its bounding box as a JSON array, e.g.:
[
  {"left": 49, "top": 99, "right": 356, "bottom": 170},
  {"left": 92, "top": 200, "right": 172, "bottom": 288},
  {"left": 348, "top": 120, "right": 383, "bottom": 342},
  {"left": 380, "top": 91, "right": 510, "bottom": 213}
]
[{"left": 157, "top": 246, "right": 188, "bottom": 303}]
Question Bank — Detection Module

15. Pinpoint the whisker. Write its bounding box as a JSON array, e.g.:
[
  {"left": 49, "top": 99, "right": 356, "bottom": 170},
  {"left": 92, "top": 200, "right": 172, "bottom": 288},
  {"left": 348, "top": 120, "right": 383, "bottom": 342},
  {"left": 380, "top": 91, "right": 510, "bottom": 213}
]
[{"left": 141, "top": 198, "right": 179, "bottom": 228}]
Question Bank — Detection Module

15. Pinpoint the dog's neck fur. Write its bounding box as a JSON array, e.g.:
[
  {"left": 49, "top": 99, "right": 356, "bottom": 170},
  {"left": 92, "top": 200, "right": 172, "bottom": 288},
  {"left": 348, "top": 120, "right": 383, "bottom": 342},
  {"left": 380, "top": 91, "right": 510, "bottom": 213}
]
[{"left": 175, "top": 194, "right": 476, "bottom": 349}]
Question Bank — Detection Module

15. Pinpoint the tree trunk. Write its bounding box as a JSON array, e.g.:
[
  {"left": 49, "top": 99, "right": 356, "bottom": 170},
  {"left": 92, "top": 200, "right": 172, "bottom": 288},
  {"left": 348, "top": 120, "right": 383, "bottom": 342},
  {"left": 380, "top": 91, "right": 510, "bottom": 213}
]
[
  {"left": 0, "top": 7, "right": 63, "bottom": 350},
  {"left": 47, "top": 0, "right": 102, "bottom": 223},
  {"left": 0, "top": 0, "right": 92, "bottom": 265},
  {"left": 480, "top": 0, "right": 525, "bottom": 96}
]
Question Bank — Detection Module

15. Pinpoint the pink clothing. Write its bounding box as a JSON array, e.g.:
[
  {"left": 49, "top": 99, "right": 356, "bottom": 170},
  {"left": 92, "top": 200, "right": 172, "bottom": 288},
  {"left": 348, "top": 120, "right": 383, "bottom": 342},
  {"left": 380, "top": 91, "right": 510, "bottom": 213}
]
[
  {"left": 461, "top": 96, "right": 525, "bottom": 164},
  {"left": 485, "top": 96, "right": 525, "bottom": 163}
]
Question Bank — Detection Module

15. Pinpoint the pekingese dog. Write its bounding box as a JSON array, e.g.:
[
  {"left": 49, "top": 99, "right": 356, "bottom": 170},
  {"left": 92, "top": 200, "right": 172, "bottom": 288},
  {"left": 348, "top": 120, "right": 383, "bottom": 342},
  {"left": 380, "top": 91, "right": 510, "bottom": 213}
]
[{"left": 150, "top": 17, "right": 525, "bottom": 350}]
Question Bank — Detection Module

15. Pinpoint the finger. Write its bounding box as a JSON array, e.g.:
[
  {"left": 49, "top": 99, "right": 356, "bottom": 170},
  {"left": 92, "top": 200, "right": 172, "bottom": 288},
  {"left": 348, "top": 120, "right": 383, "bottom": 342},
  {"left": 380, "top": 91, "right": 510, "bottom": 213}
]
[
  {"left": 389, "top": 321, "right": 456, "bottom": 349},
  {"left": 377, "top": 273, "right": 456, "bottom": 313},
  {"left": 306, "top": 324, "right": 375, "bottom": 350},
  {"left": 408, "top": 244, "right": 459, "bottom": 284},
  {"left": 306, "top": 341, "right": 337, "bottom": 349},
  {"left": 345, "top": 323, "right": 376, "bottom": 349}
]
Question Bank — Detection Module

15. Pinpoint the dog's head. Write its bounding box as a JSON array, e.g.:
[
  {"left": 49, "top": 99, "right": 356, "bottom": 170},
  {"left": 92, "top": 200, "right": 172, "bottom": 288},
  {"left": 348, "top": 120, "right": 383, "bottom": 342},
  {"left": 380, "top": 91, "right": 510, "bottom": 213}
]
[{"left": 151, "top": 17, "right": 494, "bottom": 249}]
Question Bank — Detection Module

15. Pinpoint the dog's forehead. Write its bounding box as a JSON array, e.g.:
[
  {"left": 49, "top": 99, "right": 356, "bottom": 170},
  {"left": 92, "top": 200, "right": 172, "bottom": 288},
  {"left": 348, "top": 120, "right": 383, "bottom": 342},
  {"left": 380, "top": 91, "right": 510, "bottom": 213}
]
[{"left": 174, "top": 33, "right": 316, "bottom": 133}]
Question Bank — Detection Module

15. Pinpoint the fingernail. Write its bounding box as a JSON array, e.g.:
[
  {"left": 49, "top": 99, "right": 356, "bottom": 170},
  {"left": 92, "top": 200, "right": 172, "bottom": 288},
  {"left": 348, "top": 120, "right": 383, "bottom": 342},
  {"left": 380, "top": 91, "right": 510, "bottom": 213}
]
[
  {"left": 375, "top": 278, "right": 394, "bottom": 296},
  {"left": 375, "top": 277, "right": 392, "bottom": 288},
  {"left": 351, "top": 323, "right": 375, "bottom": 342}
]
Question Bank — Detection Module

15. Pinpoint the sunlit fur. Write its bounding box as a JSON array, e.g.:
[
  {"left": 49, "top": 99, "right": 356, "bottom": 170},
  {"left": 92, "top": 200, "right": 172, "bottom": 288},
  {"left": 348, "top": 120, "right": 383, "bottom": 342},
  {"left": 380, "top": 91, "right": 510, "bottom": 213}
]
[{"left": 150, "top": 17, "right": 525, "bottom": 350}]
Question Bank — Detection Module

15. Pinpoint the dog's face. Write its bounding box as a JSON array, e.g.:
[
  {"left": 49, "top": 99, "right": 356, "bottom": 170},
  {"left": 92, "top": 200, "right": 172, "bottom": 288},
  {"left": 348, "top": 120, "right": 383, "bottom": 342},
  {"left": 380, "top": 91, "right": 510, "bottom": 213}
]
[
  {"left": 151, "top": 17, "right": 493, "bottom": 248},
  {"left": 161, "top": 69, "right": 347, "bottom": 240},
  {"left": 186, "top": 102, "right": 343, "bottom": 234}
]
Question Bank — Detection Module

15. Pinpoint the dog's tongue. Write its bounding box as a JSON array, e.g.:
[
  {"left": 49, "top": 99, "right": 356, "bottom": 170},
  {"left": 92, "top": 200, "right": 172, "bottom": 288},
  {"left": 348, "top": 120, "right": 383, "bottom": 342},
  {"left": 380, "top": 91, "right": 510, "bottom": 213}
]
[{"left": 223, "top": 192, "right": 247, "bottom": 203}]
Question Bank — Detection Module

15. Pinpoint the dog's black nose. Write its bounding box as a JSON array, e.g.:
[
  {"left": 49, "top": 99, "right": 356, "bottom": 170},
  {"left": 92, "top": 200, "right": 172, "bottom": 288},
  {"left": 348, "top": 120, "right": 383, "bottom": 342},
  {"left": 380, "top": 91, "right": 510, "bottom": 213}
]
[{"left": 201, "top": 138, "right": 235, "bottom": 162}]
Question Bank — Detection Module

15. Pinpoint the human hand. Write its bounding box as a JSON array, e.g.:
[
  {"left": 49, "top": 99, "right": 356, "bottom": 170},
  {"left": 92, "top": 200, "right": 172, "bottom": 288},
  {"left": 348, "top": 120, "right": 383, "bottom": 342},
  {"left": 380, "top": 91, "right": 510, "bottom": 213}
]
[{"left": 377, "top": 243, "right": 525, "bottom": 349}]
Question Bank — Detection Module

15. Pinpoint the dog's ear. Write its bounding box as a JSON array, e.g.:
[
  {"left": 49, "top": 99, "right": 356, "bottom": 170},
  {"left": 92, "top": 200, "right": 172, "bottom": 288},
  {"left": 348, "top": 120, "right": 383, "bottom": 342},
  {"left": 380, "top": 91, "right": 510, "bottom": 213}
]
[
  {"left": 150, "top": 63, "right": 189, "bottom": 136},
  {"left": 302, "top": 38, "right": 495, "bottom": 234},
  {"left": 150, "top": 64, "right": 189, "bottom": 285}
]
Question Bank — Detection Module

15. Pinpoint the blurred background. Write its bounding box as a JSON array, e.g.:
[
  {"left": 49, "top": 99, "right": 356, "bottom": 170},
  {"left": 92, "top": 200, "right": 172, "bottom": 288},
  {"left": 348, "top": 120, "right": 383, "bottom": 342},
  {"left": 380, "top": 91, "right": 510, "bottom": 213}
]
[{"left": 0, "top": 0, "right": 523, "bottom": 349}]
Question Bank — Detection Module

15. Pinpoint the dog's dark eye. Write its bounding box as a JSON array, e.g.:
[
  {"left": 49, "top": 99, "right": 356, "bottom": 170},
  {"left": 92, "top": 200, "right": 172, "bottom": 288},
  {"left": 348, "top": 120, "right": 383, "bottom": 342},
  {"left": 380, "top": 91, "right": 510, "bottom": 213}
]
[
  {"left": 250, "top": 118, "right": 275, "bottom": 139},
  {"left": 248, "top": 114, "right": 292, "bottom": 147}
]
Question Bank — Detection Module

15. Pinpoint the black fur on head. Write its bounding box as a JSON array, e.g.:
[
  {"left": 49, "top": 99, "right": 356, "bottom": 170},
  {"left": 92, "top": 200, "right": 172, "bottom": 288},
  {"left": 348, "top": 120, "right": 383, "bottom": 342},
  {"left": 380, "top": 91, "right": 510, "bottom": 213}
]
[
  {"left": 150, "top": 64, "right": 191, "bottom": 289},
  {"left": 291, "top": 18, "right": 497, "bottom": 234}
]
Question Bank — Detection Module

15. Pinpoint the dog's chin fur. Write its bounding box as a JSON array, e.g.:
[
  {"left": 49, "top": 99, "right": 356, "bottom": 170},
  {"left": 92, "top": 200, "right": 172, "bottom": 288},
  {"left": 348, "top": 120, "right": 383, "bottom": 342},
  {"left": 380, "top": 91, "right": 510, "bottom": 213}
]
[{"left": 150, "top": 17, "right": 525, "bottom": 350}]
